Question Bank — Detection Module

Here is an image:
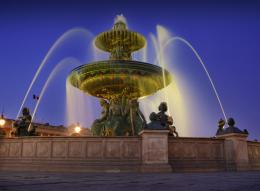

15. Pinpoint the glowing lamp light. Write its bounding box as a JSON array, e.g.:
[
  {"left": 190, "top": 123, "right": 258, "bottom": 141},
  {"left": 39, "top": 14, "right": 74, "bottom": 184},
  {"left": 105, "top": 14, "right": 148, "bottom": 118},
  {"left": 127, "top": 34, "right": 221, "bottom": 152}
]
[
  {"left": 74, "top": 125, "right": 81, "bottom": 134},
  {"left": 0, "top": 119, "right": 5, "bottom": 126},
  {"left": 0, "top": 114, "right": 6, "bottom": 127}
]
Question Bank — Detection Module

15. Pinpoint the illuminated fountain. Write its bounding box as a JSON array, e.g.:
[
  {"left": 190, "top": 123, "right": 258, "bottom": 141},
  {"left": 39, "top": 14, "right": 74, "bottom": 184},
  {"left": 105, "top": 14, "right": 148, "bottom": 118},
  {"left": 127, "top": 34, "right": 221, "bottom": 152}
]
[
  {"left": 7, "top": 15, "right": 255, "bottom": 174},
  {"left": 68, "top": 16, "right": 172, "bottom": 136},
  {"left": 16, "top": 15, "right": 230, "bottom": 137}
]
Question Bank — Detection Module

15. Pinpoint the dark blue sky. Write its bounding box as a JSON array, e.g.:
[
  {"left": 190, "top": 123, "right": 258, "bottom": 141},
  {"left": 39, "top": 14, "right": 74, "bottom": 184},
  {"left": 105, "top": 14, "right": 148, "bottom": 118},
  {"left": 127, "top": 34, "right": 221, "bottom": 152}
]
[{"left": 0, "top": 0, "right": 259, "bottom": 139}]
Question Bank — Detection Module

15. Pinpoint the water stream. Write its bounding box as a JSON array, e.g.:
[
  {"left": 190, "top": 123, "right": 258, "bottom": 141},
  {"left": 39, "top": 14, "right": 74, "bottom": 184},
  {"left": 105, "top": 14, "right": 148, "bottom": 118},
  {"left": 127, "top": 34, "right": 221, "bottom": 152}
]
[
  {"left": 28, "top": 57, "right": 82, "bottom": 130},
  {"left": 16, "top": 28, "right": 92, "bottom": 119}
]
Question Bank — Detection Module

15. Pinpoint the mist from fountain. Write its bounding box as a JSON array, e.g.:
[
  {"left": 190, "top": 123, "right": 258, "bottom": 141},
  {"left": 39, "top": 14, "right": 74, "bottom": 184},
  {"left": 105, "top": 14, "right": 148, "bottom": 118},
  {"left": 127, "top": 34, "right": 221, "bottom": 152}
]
[{"left": 66, "top": 79, "right": 96, "bottom": 128}]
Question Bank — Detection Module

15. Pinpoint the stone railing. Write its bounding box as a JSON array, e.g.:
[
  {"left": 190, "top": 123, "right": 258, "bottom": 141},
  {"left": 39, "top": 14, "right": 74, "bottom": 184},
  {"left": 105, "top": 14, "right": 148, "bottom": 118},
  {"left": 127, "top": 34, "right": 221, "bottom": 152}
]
[
  {"left": 168, "top": 137, "right": 226, "bottom": 171},
  {"left": 0, "top": 136, "right": 141, "bottom": 172},
  {"left": 0, "top": 131, "right": 260, "bottom": 172},
  {"left": 247, "top": 141, "right": 260, "bottom": 170}
]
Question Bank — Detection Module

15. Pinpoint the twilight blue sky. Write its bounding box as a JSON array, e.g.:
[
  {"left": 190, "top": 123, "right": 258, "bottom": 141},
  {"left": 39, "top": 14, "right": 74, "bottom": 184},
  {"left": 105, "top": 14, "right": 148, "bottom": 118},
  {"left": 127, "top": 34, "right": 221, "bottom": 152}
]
[{"left": 0, "top": 0, "right": 260, "bottom": 139}]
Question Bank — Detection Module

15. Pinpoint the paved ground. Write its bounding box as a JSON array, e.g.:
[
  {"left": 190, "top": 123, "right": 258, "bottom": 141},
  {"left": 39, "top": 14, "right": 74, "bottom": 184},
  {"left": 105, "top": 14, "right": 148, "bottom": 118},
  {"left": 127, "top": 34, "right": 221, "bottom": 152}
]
[{"left": 0, "top": 171, "right": 259, "bottom": 191}]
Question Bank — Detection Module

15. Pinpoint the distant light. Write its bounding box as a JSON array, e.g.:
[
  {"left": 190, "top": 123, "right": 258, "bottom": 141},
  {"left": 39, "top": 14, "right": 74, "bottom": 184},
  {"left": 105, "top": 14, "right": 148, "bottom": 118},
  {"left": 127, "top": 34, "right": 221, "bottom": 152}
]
[
  {"left": 0, "top": 114, "right": 6, "bottom": 126},
  {"left": 74, "top": 126, "right": 81, "bottom": 133},
  {"left": 0, "top": 118, "right": 5, "bottom": 126}
]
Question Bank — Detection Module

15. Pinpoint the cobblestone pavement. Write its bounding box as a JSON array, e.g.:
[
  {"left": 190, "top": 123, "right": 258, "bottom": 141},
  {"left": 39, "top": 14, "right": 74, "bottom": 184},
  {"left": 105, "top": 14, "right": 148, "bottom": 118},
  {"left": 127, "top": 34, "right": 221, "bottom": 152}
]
[{"left": 0, "top": 171, "right": 259, "bottom": 191}]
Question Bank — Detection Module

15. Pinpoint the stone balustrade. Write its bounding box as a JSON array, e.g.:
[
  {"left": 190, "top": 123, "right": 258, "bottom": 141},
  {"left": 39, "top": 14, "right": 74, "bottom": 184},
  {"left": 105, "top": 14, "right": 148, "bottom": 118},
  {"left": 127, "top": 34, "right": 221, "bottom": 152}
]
[
  {"left": 0, "top": 132, "right": 259, "bottom": 172},
  {"left": 0, "top": 136, "right": 141, "bottom": 172},
  {"left": 247, "top": 141, "right": 260, "bottom": 170},
  {"left": 168, "top": 137, "right": 226, "bottom": 171}
]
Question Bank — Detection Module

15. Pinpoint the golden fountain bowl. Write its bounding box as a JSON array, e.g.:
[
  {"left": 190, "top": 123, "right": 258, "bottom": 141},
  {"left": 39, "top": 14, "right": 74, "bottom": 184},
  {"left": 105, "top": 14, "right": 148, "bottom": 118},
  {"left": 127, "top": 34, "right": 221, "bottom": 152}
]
[
  {"left": 68, "top": 60, "right": 172, "bottom": 100},
  {"left": 95, "top": 30, "right": 146, "bottom": 53},
  {"left": 94, "top": 20, "right": 146, "bottom": 60}
]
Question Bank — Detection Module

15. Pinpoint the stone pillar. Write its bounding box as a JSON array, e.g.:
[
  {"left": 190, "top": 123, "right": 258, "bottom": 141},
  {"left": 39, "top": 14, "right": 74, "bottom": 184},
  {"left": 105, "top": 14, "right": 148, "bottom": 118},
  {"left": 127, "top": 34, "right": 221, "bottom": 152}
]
[
  {"left": 139, "top": 130, "right": 172, "bottom": 172},
  {"left": 217, "top": 133, "right": 249, "bottom": 171}
]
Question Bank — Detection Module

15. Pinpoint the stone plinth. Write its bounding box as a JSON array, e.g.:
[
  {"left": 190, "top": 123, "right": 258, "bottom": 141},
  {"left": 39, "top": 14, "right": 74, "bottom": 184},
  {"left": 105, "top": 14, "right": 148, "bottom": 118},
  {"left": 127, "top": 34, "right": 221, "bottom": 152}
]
[
  {"left": 217, "top": 133, "right": 249, "bottom": 171},
  {"left": 139, "top": 130, "right": 172, "bottom": 172}
]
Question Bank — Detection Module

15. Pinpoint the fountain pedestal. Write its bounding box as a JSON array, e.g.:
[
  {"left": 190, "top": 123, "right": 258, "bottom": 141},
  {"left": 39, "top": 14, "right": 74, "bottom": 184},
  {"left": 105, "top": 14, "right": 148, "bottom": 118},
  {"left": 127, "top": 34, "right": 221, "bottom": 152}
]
[{"left": 139, "top": 129, "right": 172, "bottom": 172}]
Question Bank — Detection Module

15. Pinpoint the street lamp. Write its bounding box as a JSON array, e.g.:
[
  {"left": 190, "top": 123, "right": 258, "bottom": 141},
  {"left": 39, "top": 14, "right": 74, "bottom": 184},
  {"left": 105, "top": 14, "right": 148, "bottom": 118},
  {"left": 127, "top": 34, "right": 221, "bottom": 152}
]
[{"left": 0, "top": 114, "right": 6, "bottom": 127}]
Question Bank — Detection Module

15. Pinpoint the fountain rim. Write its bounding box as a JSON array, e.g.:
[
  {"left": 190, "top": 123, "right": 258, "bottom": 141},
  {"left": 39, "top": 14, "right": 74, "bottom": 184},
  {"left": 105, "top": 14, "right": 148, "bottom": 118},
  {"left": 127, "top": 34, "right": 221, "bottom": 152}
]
[
  {"left": 68, "top": 60, "right": 170, "bottom": 74},
  {"left": 67, "top": 60, "right": 173, "bottom": 100},
  {"left": 94, "top": 30, "right": 146, "bottom": 53}
]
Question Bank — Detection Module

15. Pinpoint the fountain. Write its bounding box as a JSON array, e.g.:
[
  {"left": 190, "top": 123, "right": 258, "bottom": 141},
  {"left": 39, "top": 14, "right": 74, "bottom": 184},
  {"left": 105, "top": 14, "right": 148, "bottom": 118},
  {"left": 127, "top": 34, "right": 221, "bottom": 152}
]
[
  {"left": 13, "top": 16, "right": 230, "bottom": 137},
  {"left": 1, "top": 15, "right": 257, "bottom": 174},
  {"left": 68, "top": 15, "right": 172, "bottom": 136}
]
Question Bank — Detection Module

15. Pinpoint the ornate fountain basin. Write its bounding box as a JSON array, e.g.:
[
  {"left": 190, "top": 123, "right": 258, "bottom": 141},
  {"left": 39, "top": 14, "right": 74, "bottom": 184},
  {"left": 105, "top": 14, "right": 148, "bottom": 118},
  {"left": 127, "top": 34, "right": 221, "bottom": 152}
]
[{"left": 68, "top": 60, "right": 172, "bottom": 100}]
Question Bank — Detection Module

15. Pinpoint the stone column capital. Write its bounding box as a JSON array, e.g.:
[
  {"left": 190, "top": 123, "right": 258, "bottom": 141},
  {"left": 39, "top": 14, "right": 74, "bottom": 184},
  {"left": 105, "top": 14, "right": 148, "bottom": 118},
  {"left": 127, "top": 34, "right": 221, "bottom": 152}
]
[
  {"left": 139, "top": 129, "right": 170, "bottom": 135},
  {"left": 216, "top": 133, "right": 248, "bottom": 140}
]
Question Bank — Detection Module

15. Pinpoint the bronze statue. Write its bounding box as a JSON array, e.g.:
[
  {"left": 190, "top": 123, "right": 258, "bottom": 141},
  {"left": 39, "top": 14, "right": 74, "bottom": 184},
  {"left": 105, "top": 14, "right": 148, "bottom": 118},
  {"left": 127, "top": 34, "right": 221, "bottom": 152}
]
[
  {"left": 146, "top": 112, "right": 163, "bottom": 129},
  {"left": 91, "top": 99, "right": 109, "bottom": 136},
  {"left": 99, "top": 99, "right": 110, "bottom": 122},
  {"left": 216, "top": 117, "right": 249, "bottom": 136},
  {"left": 157, "top": 102, "right": 171, "bottom": 127},
  {"left": 128, "top": 99, "right": 146, "bottom": 135},
  {"left": 146, "top": 102, "right": 178, "bottom": 137},
  {"left": 91, "top": 97, "right": 146, "bottom": 136},
  {"left": 216, "top": 118, "right": 225, "bottom": 135},
  {"left": 227, "top": 118, "right": 248, "bottom": 134},
  {"left": 13, "top": 107, "right": 32, "bottom": 136}
]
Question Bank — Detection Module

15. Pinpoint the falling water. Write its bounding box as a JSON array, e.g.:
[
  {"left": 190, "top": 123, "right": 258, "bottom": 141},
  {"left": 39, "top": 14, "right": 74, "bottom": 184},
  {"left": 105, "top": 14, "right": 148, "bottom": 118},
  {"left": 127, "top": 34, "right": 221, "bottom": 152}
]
[
  {"left": 149, "top": 26, "right": 172, "bottom": 115},
  {"left": 141, "top": 43, "right": 148, "bottom": 63},
  {"left": 66, "top": 81, "right": 96, "bottom": 128},
  {"left": 140, "top": 82, "right": 188, "bottom": 136},
  {"left": 168, "top": 37, "right": 227, "bottom": 122},
  {"left": 29, "top": 57, "right": 82, "bottom": 130},
  {"left": 162, "top": 36, "right": 228, "bottom": 122},
  {"left": 132, "top": 40, "right": 147, "bottom": 62},
  {"left": 140, "top": 25, "right": 228, "bottom": 136},
  {"left": 138, "top": 28, "right": 188, "bottom": 135},
  {"left": 17, "top": 28, "right": 93, "bottom": 119}
]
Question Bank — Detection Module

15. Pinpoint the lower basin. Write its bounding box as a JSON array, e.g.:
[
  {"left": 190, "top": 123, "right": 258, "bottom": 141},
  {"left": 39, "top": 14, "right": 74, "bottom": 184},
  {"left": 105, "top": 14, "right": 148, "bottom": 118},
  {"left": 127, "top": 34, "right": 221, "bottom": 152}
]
[{"left": 68, "top": 60, "right": 172, "bottom": 100}]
